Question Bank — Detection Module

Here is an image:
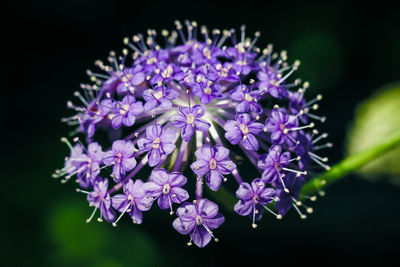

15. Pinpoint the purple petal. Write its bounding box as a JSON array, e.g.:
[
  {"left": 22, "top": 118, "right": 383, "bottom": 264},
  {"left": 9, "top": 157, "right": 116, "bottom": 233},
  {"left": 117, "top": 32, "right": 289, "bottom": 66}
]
[
  {"left": 204, "top": 213, "right": 225, "bottom": 229},
  {"left": 194, "top": 119, "right": 210, "bottom": 132},
  {"left": 142, "top": 182, "right": 162, "bottom": 197},
  {"left": 170, "top": 187, "right": 189, "bottom": 203},
  {"left": 111, "top": 115, "right": 123, "bottom": 129},
  {"left": 190, "top": 160, "right": 210, "bottom": 177},
  {"left": 191, "top": 226, "right": 212, "bottom": 248},
  {"left": 206, "top": 170, "right": 222, "bottom": 191},
  {"left": 148, "top": 149, "right": 161, "bottom": 167},
  {"left": 173, "top": 217, "right": 195, "bottom": 235},
  {"left": 192, "top": 105, "right": 206, "bottom": 117},
  {"left": 248, "top": 122, "right": 264, "bottom": 134},
  {"left": 235, "top": 183, "right": 253, "bottom": 200},
  {"left": 176, "top": 202, "right": 197, "bottom": 220},
  {"left": 235, "top": 101, "right": 250, "bottom": 113},
  {"left": 198, "top": 199, "right": 219, "bottom": 218},
  {"left": 146, "top": 124, "right": 162, "bottom": 139},
  {"left": 194, "top": 146, "right": 212, "bottom": 161},
  {"left": 181, "top": 124, "right": 195, "bottom": 142},
  {"left": 122, "top": 114, "right": 135, "bottom": 127},
  {"left": 241, "top": 134, "right": 259, "bottom": 151},
  {"left": 157, "top": 194, "right": 170, "bottom": 210},
  {"left": 150, "top": 169, "right": 169, "bottom": 185},
  {"left": 225, "top": 128, "right": 242, "bottom": 145},
  {"left": 161, "top": 143, "right": 176, "bottom": 154},
  {"left": 100, "top": 202, "right": 116, "bottom": 223},
  {"left": 111, "top": 194, "right": 128, "bottom": 211},
  {"left": 129, "top": 206, "right": 143, "bottom": 224},
  {"left": 217, "top": 160, "right": 236, "bottom": 175},
  {"left": 122, "top": 157, "right": 137, "bottom": 172},
  {"left": 169, "top": 172, "right": 187, "bottom": 187},
  {"left": 234, "top": 200, "right": 253, "bottom": 216},
  {"left": 213, "top": 145, "right": 229, "bottom": 161}
]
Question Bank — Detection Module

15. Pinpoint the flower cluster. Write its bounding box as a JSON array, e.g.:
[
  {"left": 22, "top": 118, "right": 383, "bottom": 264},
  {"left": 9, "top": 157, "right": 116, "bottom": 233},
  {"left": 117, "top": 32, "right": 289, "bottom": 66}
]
[{"left": 54, "top": 21, "right": 331, "bottom": 247}]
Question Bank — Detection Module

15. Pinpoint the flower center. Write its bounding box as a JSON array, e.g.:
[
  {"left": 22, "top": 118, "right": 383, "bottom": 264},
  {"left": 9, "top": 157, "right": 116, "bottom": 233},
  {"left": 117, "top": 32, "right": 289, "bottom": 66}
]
[
  {"left": 152, "top": 138, "right": 161, "bottom": 149},
  {"left": 154, "top": 91, "right": 163, "bottom": 100},
  {"left": 204, "top": 86, "right": 212, "bottom": 94},
  {"left": 253, "top": 194, "right": 260, "bottom": 204},
  {"left": 186, "top": 114, "right": 195, "bottom": 124},
  {"left": 209, "top": 158, "right": 217, "bottom": 170},
  {"left": 120, "top": 104, "right": 130, "bottom": 115},
  {"left": 195, "top": 215, "right": 204, "bottom": 225},
  {"left": 274, "top": 161, "right": 282, "bottom": 171},
  {"left": 244, "top": 93, "right": 253, "bottom": 102},
  {"left": 162, "top": 183, "right": 171, "bottom": 194},
  {"left": 280, "top": 123, "right": 286, "bottom": 131},
  {"left": 116, "top": 152, "right": 123, "bottom": 163},
  {"left": 240, "top": 124, "right": 249, "bottom": 135}
]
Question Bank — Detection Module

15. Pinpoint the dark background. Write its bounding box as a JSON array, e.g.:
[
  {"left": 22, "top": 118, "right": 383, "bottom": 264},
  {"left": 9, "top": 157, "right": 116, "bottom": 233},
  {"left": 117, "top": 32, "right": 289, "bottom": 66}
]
[{"left": 3, "top": 0, "right": 400, "bottom": 266}]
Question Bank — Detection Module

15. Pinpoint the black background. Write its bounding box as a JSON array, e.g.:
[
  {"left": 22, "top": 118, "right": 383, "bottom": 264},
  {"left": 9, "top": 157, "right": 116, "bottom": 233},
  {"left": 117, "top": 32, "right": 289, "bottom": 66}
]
[{"left": 3, "top": 0, "right": 400, "bottom": 266}]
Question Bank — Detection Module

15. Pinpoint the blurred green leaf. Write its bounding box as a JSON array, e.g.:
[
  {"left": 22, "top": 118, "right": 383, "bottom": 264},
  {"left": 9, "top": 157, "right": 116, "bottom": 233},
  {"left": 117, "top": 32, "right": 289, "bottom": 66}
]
[{"left": 346, "top": 82, "right": 400, "bottom": 184}]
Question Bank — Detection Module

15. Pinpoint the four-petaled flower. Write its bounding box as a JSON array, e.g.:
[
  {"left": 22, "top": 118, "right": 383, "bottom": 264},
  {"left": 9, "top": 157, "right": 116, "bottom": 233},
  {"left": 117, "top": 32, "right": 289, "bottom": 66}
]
[
  {"left": 229, "top": 84, "right": 262, "bottom": 113},
  {"left": 112, "top": 179, "right": 153, "bottom": 225},
  {"left": 137, "top": 124, "right": 177, "bottom": 167},
  {"left": 257, "top": 145, "right": 290, "bottom": 184},
  {"left": 224, "top": 113, "right": 264, "bottom": 151},
  {"left": 170, "top": 105, "right": 211, "bottom": 142},
  {"left": 191, "top": 145, "right": 236, "bottom": 191},
  {"left": 265, "top": 108, "right": 299, "bottom": 146},
  {"left": 143, "top": 86, "right": 179, "bottom": 111},
  {"left": 110, "top": 95, "right": 143, "bottom": 129},
  {"left": 173, "top": 199, "right": 224, "bottom": 247},
  {"left": 275, "top": 173, "right": 306, "bottom": 217},
  {"left": 75, "top": 142, "right": 103, "bottom": 188},
  {"left": 87, "top": 178, "right": 115, "bottom": 223},
  {"left": 234, "top": 178, "right": 278, "bottom": 227},
  {"left": 103, "top": 140, "right": 137, "bottom": 182},
  {"left": 143, "top": 169, "right": 189, "bottom": 213}
]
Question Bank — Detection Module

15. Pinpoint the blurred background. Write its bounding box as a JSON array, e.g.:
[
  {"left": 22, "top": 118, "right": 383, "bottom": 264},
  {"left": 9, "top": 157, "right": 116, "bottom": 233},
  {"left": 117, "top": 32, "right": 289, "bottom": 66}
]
[{"left": 3, "top": 0, "right": 400, "bottom": 266}]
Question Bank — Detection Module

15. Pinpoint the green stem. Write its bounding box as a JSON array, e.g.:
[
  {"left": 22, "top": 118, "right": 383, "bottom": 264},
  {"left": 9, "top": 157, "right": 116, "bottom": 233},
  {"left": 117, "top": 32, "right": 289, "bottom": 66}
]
[{"left": 301, "top": 132, "right": 400, "bottom": 197}]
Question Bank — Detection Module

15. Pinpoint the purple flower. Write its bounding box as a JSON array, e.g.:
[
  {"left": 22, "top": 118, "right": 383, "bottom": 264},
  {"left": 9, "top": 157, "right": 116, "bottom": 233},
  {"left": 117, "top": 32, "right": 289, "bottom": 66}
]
[
  {"left": 169, "top": 105, "right": 211, "bottom": 142},
  {"left": 76, "top": 142, "right": 103, "bottom": 188},
  {"left": 224, "top": 113, "right": 264, "bottom": 151},
  {"left": 190, "top": 145, "right": 236, "bottom": 191},
  {"left": 150, "top": 64, "right": 185, "bottom": 84},
  {"left": 257, "top": 145, "right": 290, "bottom": 184},
  {"left": 79, "top": 99, "right": 112, "bottom": 140},
  {"left": 265, "top": 108, "right": 299, "bottom": 146},
  {"left": 229, "top": 85, "right": 262, "bottom": 113},
  {"left": 173, "top": 199, "right": 224, "bottom": 247},
  {"left": 143, "top": 85, "right": 179, "bottom": 111},
  {"left": 257, "top": 66, "right": 288, "bottom": 99},
  {"left": 137, "top": 124, "right": 177, "bottom": 167},
  {"left": 110, "top": 95, "right": 143, "bottom": 129},
  {"left": 101, "top": 66, "right": 145, "bottom": 95},
  {"left": 275, "top": 173, "right": 305, "bottom": 217},
  {"left": 143, "top": 169, "right": 189, "bottom": 212},
  {"left": 234, "top": 179, "right": 277, "bottom": 227},
  {"left": 112, "top": 179, "right": 153, "bottom": 225},
  {"left": 191, "top": 78, "right": 224, "bottom": 104},
  {"left": 87, "top": 178, "right": 115, "bottom": 223},
  {"left": 103, "top": 140, "right": 137, "bottom": 181}
]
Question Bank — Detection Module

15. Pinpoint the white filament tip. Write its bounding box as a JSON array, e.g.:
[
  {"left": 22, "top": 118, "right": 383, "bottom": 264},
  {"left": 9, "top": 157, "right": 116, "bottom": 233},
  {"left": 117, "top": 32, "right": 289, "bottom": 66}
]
[
  {"left": 252, "top": 223, "right": 257, "bottom": 228},
  {"left": 284, "top": 188, "right": 290, "bottom": 193},
  {"left": 276, "top": 214, "right": 283, "bottom": 220},
  {"left": 307, "top": 208, "right": 313, "bottom": 214},
  {"left": 301, "top": 215, "right": 307, "bottom": 219},
  {"left": 112, "top": 222, "right": 117, "bottom": 227}
]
